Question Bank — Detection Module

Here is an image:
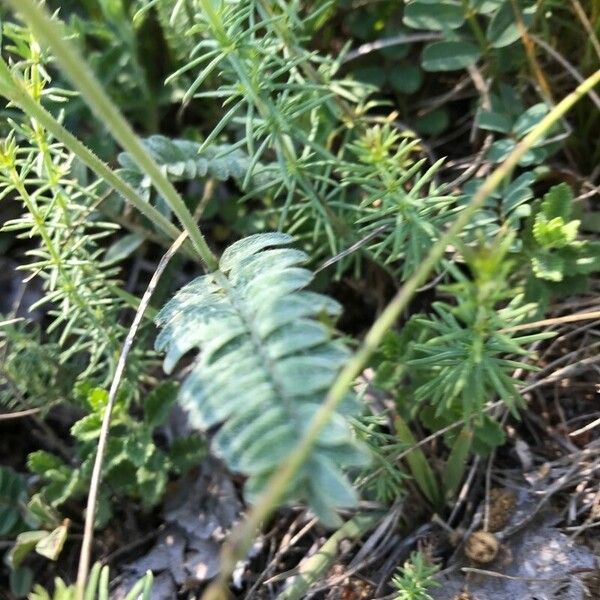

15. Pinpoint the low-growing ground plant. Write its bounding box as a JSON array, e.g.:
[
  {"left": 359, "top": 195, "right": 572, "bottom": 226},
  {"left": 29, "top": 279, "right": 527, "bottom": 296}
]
[{"left": 0, "top": 0, "right": 598, "bottom": 598}]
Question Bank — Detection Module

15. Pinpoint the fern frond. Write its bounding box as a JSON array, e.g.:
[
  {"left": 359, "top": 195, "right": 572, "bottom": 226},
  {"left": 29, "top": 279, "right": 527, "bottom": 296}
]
[
  {"left": 118, "top": 135, "right": 275, "bottom": 201},
  {"left": 155, "top": 232, "right": 369, "bottom": 525}
]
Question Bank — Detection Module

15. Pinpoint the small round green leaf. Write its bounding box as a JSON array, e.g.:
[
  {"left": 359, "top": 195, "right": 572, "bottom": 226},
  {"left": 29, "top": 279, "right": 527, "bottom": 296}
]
[
  {"left": 421, "top": 41, "right": 481, "bottom": 71},
  {"left": 353, "top": 66, "right": 386, "bottom": 88},
  {"left": 415, "top": 108, "right": 450, "bottom": 136},
  {"left": 477, "top": 109, "right": 512, "bottom": 133},
  {"left": 486, "top": 1, "right": 535, "bottom": 48},
  {"left": 403, "top": 0, "right": 465, "bottom": 31},
  {"left": 512, "top": 103, "right": 549, "bottom": 138},
  {"left": 470, "top": 0, "right": 504, "bottom": 15},
  {"left": 389, "top": 64, "right": 423, "bottom": 94}
]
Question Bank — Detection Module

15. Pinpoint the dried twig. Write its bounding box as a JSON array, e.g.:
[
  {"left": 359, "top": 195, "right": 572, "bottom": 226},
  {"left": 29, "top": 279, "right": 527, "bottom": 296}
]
[
  {"left": 342, "top": 33, "right": 442, "bottom": 64},
  {"left": 531, "top": 34, "right": 600, "bottom": 111},
  {"left": 0, "top": 406, "right": 41, "bottom": 420}
]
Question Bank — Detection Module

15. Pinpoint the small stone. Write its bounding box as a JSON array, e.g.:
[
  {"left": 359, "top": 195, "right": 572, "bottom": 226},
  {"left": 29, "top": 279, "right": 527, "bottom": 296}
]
[{"left": 464, "top": 530, "right": 499, "bottom": 564}]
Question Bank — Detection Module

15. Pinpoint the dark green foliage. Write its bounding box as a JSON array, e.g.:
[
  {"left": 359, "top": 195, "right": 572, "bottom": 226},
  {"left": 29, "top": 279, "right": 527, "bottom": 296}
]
[
  {"left": 0, "top": 467, "right": 28, "bottom": 536},
  {"left": 459, "top": 171, "right": 536, "bottom": 243},
  {"left": 522, "top": 183, "right": 600, "bottom": 304},
  {"left": 374, "top": 240, "right": 552, "bottom": 455},
  {"left": 403, "top": 0, "right": 535, "bottom": 72},
  {"left": 26, "top": 383, "right": 204, "bottom": 525},
  {"left": 0, "top": 323, "right": 75, "bottom": 411},
  {"left": 155, "top": 232, "right": 370, "bottom": 525},
  {"left": 0, "top": 3, "right": 597, "bottom": 591},
  {"left": 347, "top": 125, "right": 454, "bottom": 278}
]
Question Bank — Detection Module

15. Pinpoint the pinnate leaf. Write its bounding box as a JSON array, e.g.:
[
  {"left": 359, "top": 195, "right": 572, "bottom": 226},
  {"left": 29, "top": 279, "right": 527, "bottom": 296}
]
[{"left": 155, "top": 233, "right": 369, "bottom": 525}]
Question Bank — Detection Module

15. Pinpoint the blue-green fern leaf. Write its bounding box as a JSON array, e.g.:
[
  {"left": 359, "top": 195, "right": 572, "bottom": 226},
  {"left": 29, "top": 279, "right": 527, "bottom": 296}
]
[
  {"left": 118, "top": 135, "right": 274, "bottom": 201},
  {"left": 155, "top": 233, "right": 369, "bottom": 525}
]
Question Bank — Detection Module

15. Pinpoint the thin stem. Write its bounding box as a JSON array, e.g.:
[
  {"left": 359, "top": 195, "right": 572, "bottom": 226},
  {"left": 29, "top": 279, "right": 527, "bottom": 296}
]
[
  {"left": 75, "top": 229, "right": 190, "bottom": 600},
  {"left": 202, "top": 70, "right": 600, "bottom": 598},
  {"left": 75, "top": 180, "right": 214, "bottom": 598},
  {"left": 570, "top": 0, "right": 600, "bottom": 61},
  {"left": 0, "top": 407, "right": 41, "bottom": 421},
  {"left": 3, "top": 0, "right": 219, "bottom": 271},
  {"left": 500, "top": 309, "right": 600, "bottom": 333},
  {"left": 462, "top": 0, "right": 489, "bottom": 56},
  {"left": 275, "top": 513, "right": 380, "bottom": 600}
]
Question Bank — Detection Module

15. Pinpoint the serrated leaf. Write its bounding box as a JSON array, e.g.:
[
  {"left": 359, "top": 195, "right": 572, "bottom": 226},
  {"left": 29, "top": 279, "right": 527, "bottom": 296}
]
[
  {"left": 533, "top": 214, "right": 579, "bottom": 248},
  {"left": 144, "top": 381, "right": 178, "bottom": 428},
  {"left": 422, "top": 41, "right": 481, "bottom": 71},
  {"left": 124, "top": 435, "right": 154, "bottom": 468},
  {"left": 136, "top": 451, "right": 168, "bottom": 507},
  {"left": 70, "top": 413, "right": 103, "bottom": 442},
  {"left": 168, "top": 435, "right": 206, "bottom": 474},
  {"left": 86, "top": 387, "right": 109, "bottom": 411},
  {"left": 541, "top": 183, "right": 572, "bottom": 220},
  {"left": 532, "top": 252, "right": 565, "bottom": 281},
  {"left": 27, "top": 451, "right": 65, "bottom": 476}
]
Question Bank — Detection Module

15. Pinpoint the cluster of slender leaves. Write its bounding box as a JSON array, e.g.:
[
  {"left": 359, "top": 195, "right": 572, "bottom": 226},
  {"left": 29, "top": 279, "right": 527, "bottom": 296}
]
[
  {"left": 459, "top": 170, "right": 536, "bottom": 243},
  {"left": 29, "top": 562, "right": 152, "bottom": 600},
  {"left": 375, "top": 238, "right": 551, "bottom": 456},
  {"left": 0, "top": 24, "right": 149, "bottom": 385},
  {"left": 352, "top": 414, "right": 408, "bottom": 504},
  {"left": 346, "top": 124, "right": 453, "bottom": 278},
  {"left": 0, "top": 321, "right": 75, "bottom": 411},
  {"left": 0, "top": 1, "right": 596, "bottom": 586},
  {"left": 149, "top": 0, "right": 450, "bottom": 276},
  {"left": 48, "top": 0, "right": 167, "bottom": 147},
  {"left": 391, "top": 551, "right": 440, "bottom": 600}
]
